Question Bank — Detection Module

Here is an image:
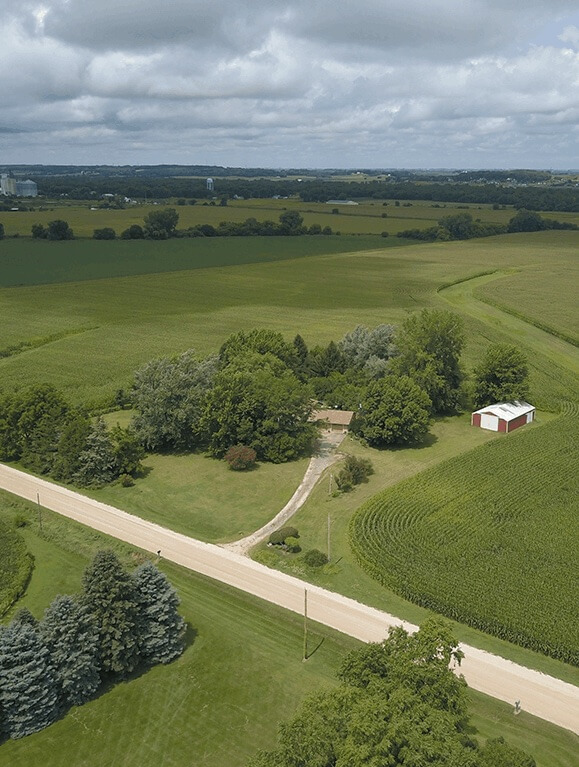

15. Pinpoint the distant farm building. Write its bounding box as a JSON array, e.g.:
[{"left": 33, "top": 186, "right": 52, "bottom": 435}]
[
  {"left": 206, "top": 178, "right": 214, "bottom": 191},
  {"left": 311, "top": 409, "right": 355, "bottom": 434},
  {"left": 471, "top": 401, "right": 535, "bottom": 433},
  {"left": 0, "top": 174, "right": 38, "bottom": 197},
  {"left": 325, "top": 199, "right": 359, "bottom": 206}
]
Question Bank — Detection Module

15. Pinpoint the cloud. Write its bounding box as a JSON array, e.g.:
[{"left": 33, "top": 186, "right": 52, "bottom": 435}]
[{"left": 1, "top": 1, "right": 578, "bottom": 167}]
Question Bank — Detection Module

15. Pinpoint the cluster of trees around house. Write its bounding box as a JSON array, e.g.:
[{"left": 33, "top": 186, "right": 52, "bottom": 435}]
[
  {"left": 0, "top": 318, "right": 530, "bottom": 491},
  {"left": 129, "top": 314, "right": 530, "bottom": 464},
  {"left": 249, "top": 618, "right": 536, "bottom": 767},
  {"left": 27, "top": 173, "right": 579, "bottom": 211},
  {"left": 397, "top": 209, "right": 578, "bottom": 242},
  {"left": 0, "top": 550, "right": 184, "bottom": 740},
  {"left": 0, "top": 384, "right": 144, "bottom": 487}
]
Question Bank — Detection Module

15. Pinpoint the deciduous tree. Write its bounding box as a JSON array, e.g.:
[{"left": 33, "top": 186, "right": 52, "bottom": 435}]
[
  {"left": 472, "top": 344, "right": 530, "bottom": 408},
  {"left": 359, "top": 375, "right": 431, "bottom": 446},
  {"left": 392, "top": 309, "right": 465, "bottom": 413},
  {"left": 131, "top": 351, "right": 218, "bottom": 451}
]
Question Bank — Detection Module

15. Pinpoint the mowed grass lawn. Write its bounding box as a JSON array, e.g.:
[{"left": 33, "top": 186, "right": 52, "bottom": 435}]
[
  {"left": 1, "top": 496, "right": 576, "bottom": 767},
  {"left": 92, "top": 418, "right": 308, "bottom": 542}
]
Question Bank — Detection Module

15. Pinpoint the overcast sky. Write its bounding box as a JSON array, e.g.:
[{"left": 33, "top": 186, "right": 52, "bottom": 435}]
[{"left": 1, "top": 1, "right": 578, "bottom": 169}]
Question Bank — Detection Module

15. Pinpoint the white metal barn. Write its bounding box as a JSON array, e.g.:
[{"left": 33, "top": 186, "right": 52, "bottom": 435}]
[{"left": 471, "top": 401, "right": 535, "bottom": 433}]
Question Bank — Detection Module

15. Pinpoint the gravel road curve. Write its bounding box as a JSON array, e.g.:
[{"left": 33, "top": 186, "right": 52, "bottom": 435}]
[{"left": 0, "top": 462, "right": 576, "bottom": 735}]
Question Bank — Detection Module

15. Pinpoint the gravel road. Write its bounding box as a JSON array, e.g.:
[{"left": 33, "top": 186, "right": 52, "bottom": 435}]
[{"left": 0, "top": 462, "right": 576, "bottom": 735}]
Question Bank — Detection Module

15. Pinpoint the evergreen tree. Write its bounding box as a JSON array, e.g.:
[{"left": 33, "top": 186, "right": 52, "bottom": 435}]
[
  {"left": 53, "top": 410, "right": 92, "bottom": 481},
  {"left": 81, "top": 550, "right": 141, "bottom": 677},
  {"left": 0, "top": 617, "right": 60, "bottom": 738},
  {"left": 133, "top": 561, "right": 185, "bottom": 664},
  {"left": 41, "top": 595, "right": 100, "bottom": 707},
  {"left": 73, "top": 418, "right": 116, "bottom": 487}
]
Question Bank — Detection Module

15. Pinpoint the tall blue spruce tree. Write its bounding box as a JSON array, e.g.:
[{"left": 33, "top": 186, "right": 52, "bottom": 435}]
[
  {"left": 41, "top": 594, "right": 101, "bottom": 707},
  {"left": 133, "top": 561, "right": 185, "bottom": 664},
  {"left": 81, "top": 550, "right": 141, "bottom": 678},
  {"left": 0, "top": 613, "right": 60, "bottom": 738}
]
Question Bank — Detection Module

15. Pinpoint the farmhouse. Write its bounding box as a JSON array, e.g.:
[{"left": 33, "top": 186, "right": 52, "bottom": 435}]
[
  {"left": 471, "top": 401, "right": 535, "bottom": 433},
  {"left": 311, "top": 408, "right": 355, "bottom": 434}
]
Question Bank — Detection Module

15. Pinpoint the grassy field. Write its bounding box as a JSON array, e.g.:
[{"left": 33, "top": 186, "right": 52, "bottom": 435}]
[
  {"left": 475, "top": 264, "right": 579, "bottom": 346},
  {"left": 0, "top": 231, "right": 577, "bottom": 408},
  {"left": 3, "top": 196, "right": 578, "bottom": 239},
  {"left": 1, "top": 494, "right": 577, "bottom": 767},
  {"left": 349, "top": 412, "right": 579, "bottom": 664}
]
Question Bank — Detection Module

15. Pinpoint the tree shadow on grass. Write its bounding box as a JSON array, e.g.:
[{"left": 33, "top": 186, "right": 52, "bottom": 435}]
[{"left": 0, "top": 623, "right": 199, "bottom": 744}]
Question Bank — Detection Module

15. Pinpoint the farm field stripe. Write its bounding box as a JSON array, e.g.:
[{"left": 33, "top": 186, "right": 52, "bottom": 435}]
[{"left": 0, "top": 461, "right": 577, "bottom": 735}]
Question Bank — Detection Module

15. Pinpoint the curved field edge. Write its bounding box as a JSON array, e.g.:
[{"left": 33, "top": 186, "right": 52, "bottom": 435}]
[
  {"left": 0, "top": 513, "right": 34, "bottom": 616},
  {"left": 349, "top": 414, "right": 579, "bottom": 665},
  {"left": 473, "top": 291, "right": 579, "bottom": 349}
]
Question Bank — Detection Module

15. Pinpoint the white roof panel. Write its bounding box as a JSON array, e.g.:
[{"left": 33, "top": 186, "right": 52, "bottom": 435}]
[{"left": 472, "top": 401, "right": 535, "bottom": 421}]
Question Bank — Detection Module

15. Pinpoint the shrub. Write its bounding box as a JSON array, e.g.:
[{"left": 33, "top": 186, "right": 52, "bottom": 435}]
[
  {"left": 268, "top": 526, "right": 299, "bottom": 545},
  {"left": 120, "top": 473, "right": 135, "bottom": 487},
  {"left": 285, "top": 536, "right": 301, "bottom": 553},
  {"left": 303, "top": 549, "right": 328, "bottom": 567},
  {"left": 336, "top": 454, "right": 374, "bottom": 492},
  {"left": 224, "top": 444, "right": 257, "bottom": 471},
  {"left": 93, "top": 227, "right": 116, "bottom": 240},
  {"left": 120, "top": 224, "right": 145, "bottom": 239}
]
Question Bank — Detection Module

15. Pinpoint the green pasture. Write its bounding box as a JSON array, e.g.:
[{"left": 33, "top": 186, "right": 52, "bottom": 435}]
[
  {"left": 1, "top": 496, "right": 576, "bottom": 767},
  {"left": 0, "top": 231, "right": 577, "bottom": 410},
  {"left": 3, "top": 195, "right": 578, "bottom": 239}
]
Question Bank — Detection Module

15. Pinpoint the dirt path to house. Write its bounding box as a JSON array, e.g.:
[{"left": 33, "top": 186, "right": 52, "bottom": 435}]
[
  {"left": 0, "top": 461, "right": 577, "bottom": 735},
  {"left": 223, "top": 431, "right": 345, "bottom": 554}
]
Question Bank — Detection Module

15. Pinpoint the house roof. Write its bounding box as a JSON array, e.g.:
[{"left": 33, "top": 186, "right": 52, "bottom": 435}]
[
  {"left": 472, "top": 401, "right": 535, "bottom": 421},
  {"left": 311, "top": 409, "right": 355, "bottom": 426}
]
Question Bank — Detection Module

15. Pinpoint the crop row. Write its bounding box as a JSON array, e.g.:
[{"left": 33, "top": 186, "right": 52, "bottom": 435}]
[{"left": 349, "top": 413, "right": 579, "bottom": 665}]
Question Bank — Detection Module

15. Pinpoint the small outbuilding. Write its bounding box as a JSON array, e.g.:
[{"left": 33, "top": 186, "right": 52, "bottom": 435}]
[
  {"left": 311, "top": 409, "right": 355, "bottom": 434},
  {"left": 471, "top": 401, "right": 535, "bottom": 433}
]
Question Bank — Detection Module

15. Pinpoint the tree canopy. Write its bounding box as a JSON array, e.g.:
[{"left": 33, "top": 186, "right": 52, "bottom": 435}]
[
  {"left": 250, "top": 618, "right": 536, "bottom": 767},
  {"left": 392, "top": 309, "right": 465, "bottom": 413},
  {"left": 202, "top": 353, "right": 315, "bottom": 463},
  {"left": 472, "top": 344, "right": 530, "bottom": 408},
  {"left": 359, "top": 375, "right": 432, "bottom": 446}
]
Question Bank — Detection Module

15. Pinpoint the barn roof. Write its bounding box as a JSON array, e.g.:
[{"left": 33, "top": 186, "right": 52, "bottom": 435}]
[
  {"left": 311, "top": 409, "right": 355, "bottom": 426},
  {"left": 472, "top": 401, "right": 535, "bottom": 421}
]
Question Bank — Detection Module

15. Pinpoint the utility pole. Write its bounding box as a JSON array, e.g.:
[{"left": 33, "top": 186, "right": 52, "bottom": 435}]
[
  {"left": 328, "top": 471, "right": 333, "bottom": 496},
  {"left": 303, "top": 588, "right": 308, "bottom": 662},
  {"left": 327, "top": 512, "right": 331, "bottom": 562},
  {"left": 36, "top": 492, "right": 42, "bottom": 532}
]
